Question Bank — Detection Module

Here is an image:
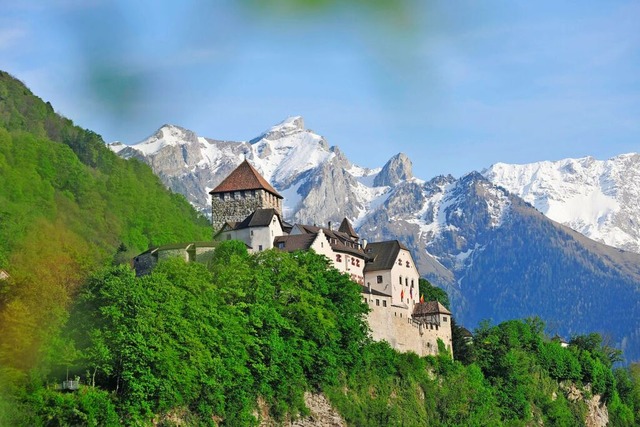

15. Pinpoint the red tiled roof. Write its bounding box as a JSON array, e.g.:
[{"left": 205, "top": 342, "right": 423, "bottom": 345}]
[{"left": 209, "top": 160, "right": 282, "bottom": 198}]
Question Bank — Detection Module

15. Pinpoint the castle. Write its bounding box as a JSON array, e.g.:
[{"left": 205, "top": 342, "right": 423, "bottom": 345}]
[
  {"left": 133, "top": 160, "right": 452, "bottom": 356},
  {"left": 208, "top": 160, "right": 452, "bottom": 357}
]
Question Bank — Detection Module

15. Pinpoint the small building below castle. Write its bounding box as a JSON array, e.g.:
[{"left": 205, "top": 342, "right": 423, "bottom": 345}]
[{"left": 132, "top": 241, "right": 217, "bottom": 276}]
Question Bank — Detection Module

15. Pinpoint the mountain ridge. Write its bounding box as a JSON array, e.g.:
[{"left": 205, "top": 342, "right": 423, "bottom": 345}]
[{"left": 483, "top": 152, "right": 640, "bottom": 253}]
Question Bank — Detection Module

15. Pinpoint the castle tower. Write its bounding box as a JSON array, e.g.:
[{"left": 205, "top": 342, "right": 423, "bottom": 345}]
[{"left": 209, "top": 160, "right": 283, "bottom": 233}]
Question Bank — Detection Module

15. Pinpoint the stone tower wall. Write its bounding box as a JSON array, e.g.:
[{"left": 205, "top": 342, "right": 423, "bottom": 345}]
[{"left": 212, "top": 189, "right": 282, "bottom": 232}]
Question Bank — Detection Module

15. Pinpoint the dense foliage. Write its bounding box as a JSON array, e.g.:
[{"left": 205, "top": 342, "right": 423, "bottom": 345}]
[
  {"left": 0, "top": 71, "right": 210, "bottom": 420},
  {"left": 3, "top": 244, "right": 370, "bottom": 425},
  {"left": 5, "top": 242, "right": 639, "bottom": 425}
]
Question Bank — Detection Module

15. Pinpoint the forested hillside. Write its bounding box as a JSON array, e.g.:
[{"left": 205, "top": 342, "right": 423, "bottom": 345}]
[
  {"left": 3, "top": 242, "right": 639, "bottom": 426},
  {"left": 0, "top": 71, "right": 210, "bottom": 399}
]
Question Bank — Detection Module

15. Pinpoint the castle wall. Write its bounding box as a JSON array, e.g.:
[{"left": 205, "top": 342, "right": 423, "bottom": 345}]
[
  {"left": 194, "top": 246, "right": 216, "bottom": 264},
  {"left": 364, "top": 296, "right": 453, "bottom": 357},
  {"left": 212, "top": 189, "right": 282, "bottom": 232},
  {"left": 250, "top": 218, "right": 282, "bottom": 251}
]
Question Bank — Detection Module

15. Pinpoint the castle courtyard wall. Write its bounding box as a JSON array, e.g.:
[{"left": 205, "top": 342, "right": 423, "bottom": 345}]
[{"left": 365, "top": 298, "right": 453, "bottom": 357}]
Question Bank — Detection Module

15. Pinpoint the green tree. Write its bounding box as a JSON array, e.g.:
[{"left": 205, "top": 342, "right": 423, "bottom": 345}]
[{"left": 418, "top": 278, "right": 450, "bottom": 308}]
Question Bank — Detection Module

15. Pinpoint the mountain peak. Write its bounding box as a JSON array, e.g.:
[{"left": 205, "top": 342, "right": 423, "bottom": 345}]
[
  {"left": 274, "top": 116, "right": 304, "bottom": 131},
  {"left": 251, "top": 116, "right": 306, "bottom": 143},
  {"left": 373, "top": 153, "right": 413, "bottom": 187}
]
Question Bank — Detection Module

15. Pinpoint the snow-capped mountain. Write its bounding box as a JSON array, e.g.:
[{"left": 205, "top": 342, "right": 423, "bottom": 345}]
[
  {"left": 110, "top": 118, "right": 640, "bottom": 362},
  {"left": 483, "top": 154, "right": 640, "bottom": 253},
  {"left": 109, "top": 117, "right": 391, "bottom": 224}
]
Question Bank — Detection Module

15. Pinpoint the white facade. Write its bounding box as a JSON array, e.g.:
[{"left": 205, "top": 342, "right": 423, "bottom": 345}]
[{"left": 217, "top": 213, "right": 283, "bottom": 253}]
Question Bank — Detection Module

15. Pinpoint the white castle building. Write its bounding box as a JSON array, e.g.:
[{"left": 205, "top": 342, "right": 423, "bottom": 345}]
[{"left": 208, "top": 160, "right": 453, "bottom": 357}]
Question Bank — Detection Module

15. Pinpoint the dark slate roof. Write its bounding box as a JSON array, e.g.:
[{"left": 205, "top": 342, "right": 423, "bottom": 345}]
[
  {"left": 413, "top": 301, "right": 452, "bottom": 316},
  {"left": 209, "top": 160, "right": 282, "bottom": 198},
  {"left": 273, "top": 234, "right": 317, "bottom": 252},
  {"left": 363, "top": 240, "right": 410, "bottom": 272},
  {"left": 338, "top": 218, "right": 358, "bottom": 239},
  {"left": 282, "top": 221, "right": 294, "bottom": 234},
  {"left": 360, "top": 285, "right": 391, "bottom": 297},
  {"left": 295, "top": 224, "right": 367, "bottom": 258},
  {"left": 235, "top": 208, "right": 280, "bottom": 229}
]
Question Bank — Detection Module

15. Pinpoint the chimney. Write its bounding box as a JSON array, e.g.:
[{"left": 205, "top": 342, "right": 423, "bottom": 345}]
[{"left": 328, "top": 221, "right": 332, "bottom": 231}]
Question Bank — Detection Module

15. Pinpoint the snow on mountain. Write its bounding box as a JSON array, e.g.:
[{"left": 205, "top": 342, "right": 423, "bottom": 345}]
[
  {"left": 108, "top": 117, "right": 399, "bottom": 224},
  {"left": 483, "top": 153, "right": 640, "bottom": 253}
]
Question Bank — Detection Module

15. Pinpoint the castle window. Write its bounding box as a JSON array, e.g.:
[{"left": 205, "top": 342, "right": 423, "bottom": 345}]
[
  {"left": 376, "top": 299, "right": 380, "bottom": 306},
  {"left": 383, "top": 300, "right": 387, "bottom": 307},
  {"left": 258, "top": 245, "right": 263, "bottom": 251},
  {"left": 411, "top": 279, "right": 414, "bottom": 287},
  {"left": 376, "top": 275, "right": 382, "bottom": 283},
  {"left": 226, "top": 235, "right": 231, "bottom": 240},
  {"left": 278, "top": 242, "right": 285, "bottom": 249},
  {"left": 400, "top": 313, "right": 402, "bottom": 318},
  {"left": 399, "top": 276, "right": 402, "bottom": 285},
  {"left": 251, "top": 230, "right": 254, "bottom": 236},
  {"left": 356, "top": 259, "right": 360, "bottom": 267},
  {"left": 406, "top": 261, "right": 410, "bottom": 268},
  {"left": 442, "top": 316, "right": 448, "bottom": 322},
  {"left": 436, "top": 324, "right": 439, "bottom": 331},
  {"left": 336, "top": 254, "right": 342, "bottom": 262},
  {"left": 398, "top": 259, "right": 402, "bottom": 266},
  {"left": 405, "top": 278, "right": 408, "bottom": 286}
]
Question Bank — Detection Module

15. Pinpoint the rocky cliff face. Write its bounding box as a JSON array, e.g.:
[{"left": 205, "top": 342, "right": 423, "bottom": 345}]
[{"left": 110, "top": 119, "right": 640, "bottom": 362}]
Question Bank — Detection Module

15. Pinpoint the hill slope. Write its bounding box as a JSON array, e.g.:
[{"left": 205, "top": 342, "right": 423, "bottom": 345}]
[{"left": 0, "top": 70, "right": 211, "bottom": 375}]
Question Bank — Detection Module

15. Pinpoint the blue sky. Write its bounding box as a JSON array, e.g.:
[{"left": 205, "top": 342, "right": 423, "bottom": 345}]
[{"left": 1, "top": 0, "right": 639, "bottom": 179}]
